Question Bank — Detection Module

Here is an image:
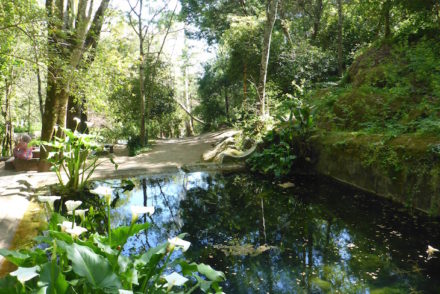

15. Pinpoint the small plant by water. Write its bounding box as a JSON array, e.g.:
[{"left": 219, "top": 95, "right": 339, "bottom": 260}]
[{"left": 43, "top": 121, "right": 117, "bottom": 193}]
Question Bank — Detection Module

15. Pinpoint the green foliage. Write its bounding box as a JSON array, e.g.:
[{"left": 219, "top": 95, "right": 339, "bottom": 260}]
[
  {"left": 247, "top": 86, "right": 315, "bottom": 178},
  {"left": 247, "top": 129, "right": 297, "bottom": 178},
  {"left": 0, "top": 203, "right": 225, "bottom": 293},
  {"left": 44, "top": 126, "right": 117, "bottom": 193},
  {"left": 311, "top": 36, "right": 440, "bottom": 137}
]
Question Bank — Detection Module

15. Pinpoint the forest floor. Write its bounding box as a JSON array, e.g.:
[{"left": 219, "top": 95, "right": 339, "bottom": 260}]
[{"left": 0, "top": 129, "right": 238, "bottom": 271}]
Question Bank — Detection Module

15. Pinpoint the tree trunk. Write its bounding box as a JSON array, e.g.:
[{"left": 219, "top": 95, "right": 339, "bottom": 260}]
[
  {"left": 337, "top": 0, "right": 343, "bottom": 76},
  {"left": 224, "top": 87, "right": 230, "bottom": 122},
  {"left": 257, "top": 0, "right": 279, "bottom": 116},
  {"left": 184, "top": 66, "right": 194, "bottom": 136},
  {"left": 311, "top": 0, "right": 323, "bottom": 41},
  {"left": 243, "top": 62, "right": 247, "bottom": 102},
  {"left": 36, "top": 57, "right": 44, "bottom": 119},
  {"left": 383, "top": 0, "right": 391, "bottom": 39},
  {"left": 66, "top": 95, "right": 88, "bottom": 132}
]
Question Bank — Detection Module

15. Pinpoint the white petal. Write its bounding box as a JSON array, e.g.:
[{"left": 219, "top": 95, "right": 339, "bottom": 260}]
[
  {"left": 90, "top": 186, "right": 113, "bottom": 197},
  {"left": 38, "top": 196, "right": 61, "bottom": 209},
  {"left": 68, "top": 209, "right": 88, "bottom": 218},
  {"left": 65, "top": 226, "right": 88, "bottom": 237},
  {"left": 164, "top": 272, "right": 188, "bottom": 287},
  {"left": 168, "top": 237, "right": 191, "bottom": 252},
  {"left": 118, "top": 290, "right": 133, "bottom": 294},
  {"left": 10, "top": 266, "right": 40, "bottom": 284},
  {"left": 58, "top": 221, "right": 75, "bottom": 231},
  {"left": 131, "top": 206, "right": 155, "bottom": 219},
  {"left": 65, "top": 200, "right": 82, "bottom": 212}
]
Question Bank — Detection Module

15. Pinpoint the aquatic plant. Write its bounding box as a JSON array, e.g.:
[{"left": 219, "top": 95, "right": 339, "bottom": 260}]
[
  {"left": 0, "top": 194, "right": 225, "bottom": 293},
  {"left": 43, "top": 122, "right": 117, "bottom": 193}
]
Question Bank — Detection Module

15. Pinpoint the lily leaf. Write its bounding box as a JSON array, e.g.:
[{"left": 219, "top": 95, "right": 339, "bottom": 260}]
[
  {"left": 39, "top": 262, "right": 69, "bottom": 294},
  {"left": 109, "top": 223, "right": 149, "bottom": 248},
  {"left": 134, "top": 242, "right": 167, "bottom": 268},
  {"left": 196, "top": 264, "right": 225, "bottom": 282},
  {"left": 0, "top": 249, "right": 30, "bottom": 266},
  {"left": 0, "top": 275, "right": 22, "bottom": 294},
  {"left": 65, "top": 243, "right": 121, "bottom": 290}
]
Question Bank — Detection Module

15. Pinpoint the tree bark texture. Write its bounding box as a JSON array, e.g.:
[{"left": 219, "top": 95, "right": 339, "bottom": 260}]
[
  {"left": 383, "top": 0, "right": 391, "bottom": 38},
  {"left": 41, "top": 0, "right": 109, "bottom": 161},
  {"left": 257, "top": 0, "right": 279, "bottom": 116}
]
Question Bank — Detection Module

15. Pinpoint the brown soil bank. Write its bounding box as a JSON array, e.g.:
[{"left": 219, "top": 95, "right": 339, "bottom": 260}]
[{"left": 310, "top": 132, "right": 440, "bottom": 216}]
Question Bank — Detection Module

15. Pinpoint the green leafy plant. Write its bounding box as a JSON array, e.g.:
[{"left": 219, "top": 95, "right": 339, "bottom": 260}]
[
  {"left": 247, "top": 84, "right": 315, "bottom": 178},
  {"left": 43, "top": 123, "right": 117, "bottom": 193},
  {"left": 0, "top": 193, "right": 225, "bottom": 294}
]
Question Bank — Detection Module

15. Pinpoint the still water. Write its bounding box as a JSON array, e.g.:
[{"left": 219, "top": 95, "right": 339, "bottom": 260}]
[{"left": 93, "top": 172, "right": 440, "bottom": 293}]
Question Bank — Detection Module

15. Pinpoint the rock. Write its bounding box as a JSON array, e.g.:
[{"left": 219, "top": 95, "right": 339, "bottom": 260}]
[{"left": 202, "top": 137, "right": 235, "bottom": 162}]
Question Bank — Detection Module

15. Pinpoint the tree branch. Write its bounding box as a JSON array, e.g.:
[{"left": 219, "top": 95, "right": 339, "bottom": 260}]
[{"left": 175, "top": 99, "right": 206, "bottom": 124}]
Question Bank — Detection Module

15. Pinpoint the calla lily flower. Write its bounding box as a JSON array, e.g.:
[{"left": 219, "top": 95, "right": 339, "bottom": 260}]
[
  {"left": 168, "top": 237, "right": 191, "bottom": 252},
  {"left": 73, "top": 117, "right": 81, "bottom": 124},
  {"left": 10, "top": 266, "right": 40, "bottom": 284},
  {"left": 68, "top": 209, "right": 88, "bottom": 220},
  {"left": 37, "top": 195, "right": 61, "bottom": 210},
  {"left": 90, "top": 186, "right": 113, "bottom": 205},
  {"left": 65, "top": 200, "right": 82, "bottom": 212},
  {"left": 163, "top": 272, "right": 188, "bottom": 290},
  {"left": 65, "top": 225, "right": 88, "bottom": 238},
  {"left": 130, "top": 205, "right": 155, "bottom": 222},
  {"left": 58, "top": 221, "right": 75, "bottom": 232},
  {"left": 118, "top": 290, "right": 133, "bottom": 294},
  {"left": 85, "top": 121, "right": 93, "bottom": 128},
  {"left": 90, "top": 186, "right": 113, "bottom": 196}
]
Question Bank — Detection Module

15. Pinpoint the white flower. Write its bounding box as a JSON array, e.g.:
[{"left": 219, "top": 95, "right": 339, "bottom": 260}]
[
  {"left": 65, "top": 200, "right": 82, "bottom": 212},
  {"left": 90, "top": 186, "right": 113, "bottom": 205},
  {"left": 65, "top": 225, "right": 88, "bottom": 238},
  {"left": 168, "top": 237, "right": 191, "bottom": 252},
  {"left": 118, "top": 290, "right": 133, "bottom": 294},
  {"left": 90, "top": 186, "right": 113, "bottom": 196},
  {"left": 58, "top": 221, "right": 75, "bottom": 231},
  {"left": 10, "top": 266, "right": 40, "bottom": 284},
  {"left": 68, "top": 209, "right": 88, "bottom": 220},
  {"left": 427, "top": 245, "right": 439, "bottom": 259},
  {"left": 163, "top": 272, "right": 188, "bottom": 290},
  {"left": 73, "top": 117, "right": 81, "bottom": 124},
  {"left": 85, "top": 121, "right": 93, "bottom": 128},
  {"left": 37, "top": 195, "right": 61, "bottom": 210},
  {"left": 130, "top": 205, "right": 155, "bottom": 222}
]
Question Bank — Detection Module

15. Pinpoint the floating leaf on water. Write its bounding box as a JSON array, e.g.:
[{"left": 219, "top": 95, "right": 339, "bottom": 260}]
[{"left": 278, "top": 182, "right": 295, "bottom": 189}]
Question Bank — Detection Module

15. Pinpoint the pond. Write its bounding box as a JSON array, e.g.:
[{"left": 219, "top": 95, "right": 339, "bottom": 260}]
[{"left": 92, "top": 172, "right": 440, "bottom": 293}]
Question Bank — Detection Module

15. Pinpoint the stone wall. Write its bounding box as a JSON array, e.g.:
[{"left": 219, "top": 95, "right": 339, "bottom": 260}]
[{"left": 309, "top": 132, "right": 440, "bottom": 215}]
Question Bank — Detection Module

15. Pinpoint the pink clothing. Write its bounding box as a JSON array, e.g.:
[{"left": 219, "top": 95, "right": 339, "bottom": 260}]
[{"left": 13, "top": 143, "right": 33, "bottom": 160}]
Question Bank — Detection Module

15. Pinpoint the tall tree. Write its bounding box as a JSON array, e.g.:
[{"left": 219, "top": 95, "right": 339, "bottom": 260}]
[
  {"left": 41, "top": 0, "right": 110, "bottom": 163},
  {"left": 258, "top": 0, "right": 279, "bottom": 115},
  {"left": 337, "top": 0, "right": 343, "bottom": 75},
  {"left": 127, "top": 0, "right": 176, "bottom": 145}
]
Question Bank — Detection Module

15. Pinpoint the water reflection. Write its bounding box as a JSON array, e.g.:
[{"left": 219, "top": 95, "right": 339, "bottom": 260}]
[{"left": 92, "top": 172, "right": 440, "bottom": 293}]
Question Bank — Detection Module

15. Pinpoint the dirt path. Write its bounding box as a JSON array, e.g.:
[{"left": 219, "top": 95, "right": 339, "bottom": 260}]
[{"left": 0, "top": 129, "right": 239, "bottom": 268}]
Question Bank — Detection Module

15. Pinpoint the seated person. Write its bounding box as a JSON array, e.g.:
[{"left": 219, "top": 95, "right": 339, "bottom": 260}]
[{"left": 13, "top": 134, "right": 33, "bottom": 160}]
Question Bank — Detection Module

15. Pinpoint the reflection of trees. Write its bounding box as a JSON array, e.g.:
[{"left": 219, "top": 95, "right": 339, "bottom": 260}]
[{"left": 88, "top": 173, "right": 440, "bottom": 293}]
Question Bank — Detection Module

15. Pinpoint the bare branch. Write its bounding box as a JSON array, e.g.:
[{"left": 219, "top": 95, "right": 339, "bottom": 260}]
[{"left": 175, "top": 99, "right": 206, "bottom": 125}]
